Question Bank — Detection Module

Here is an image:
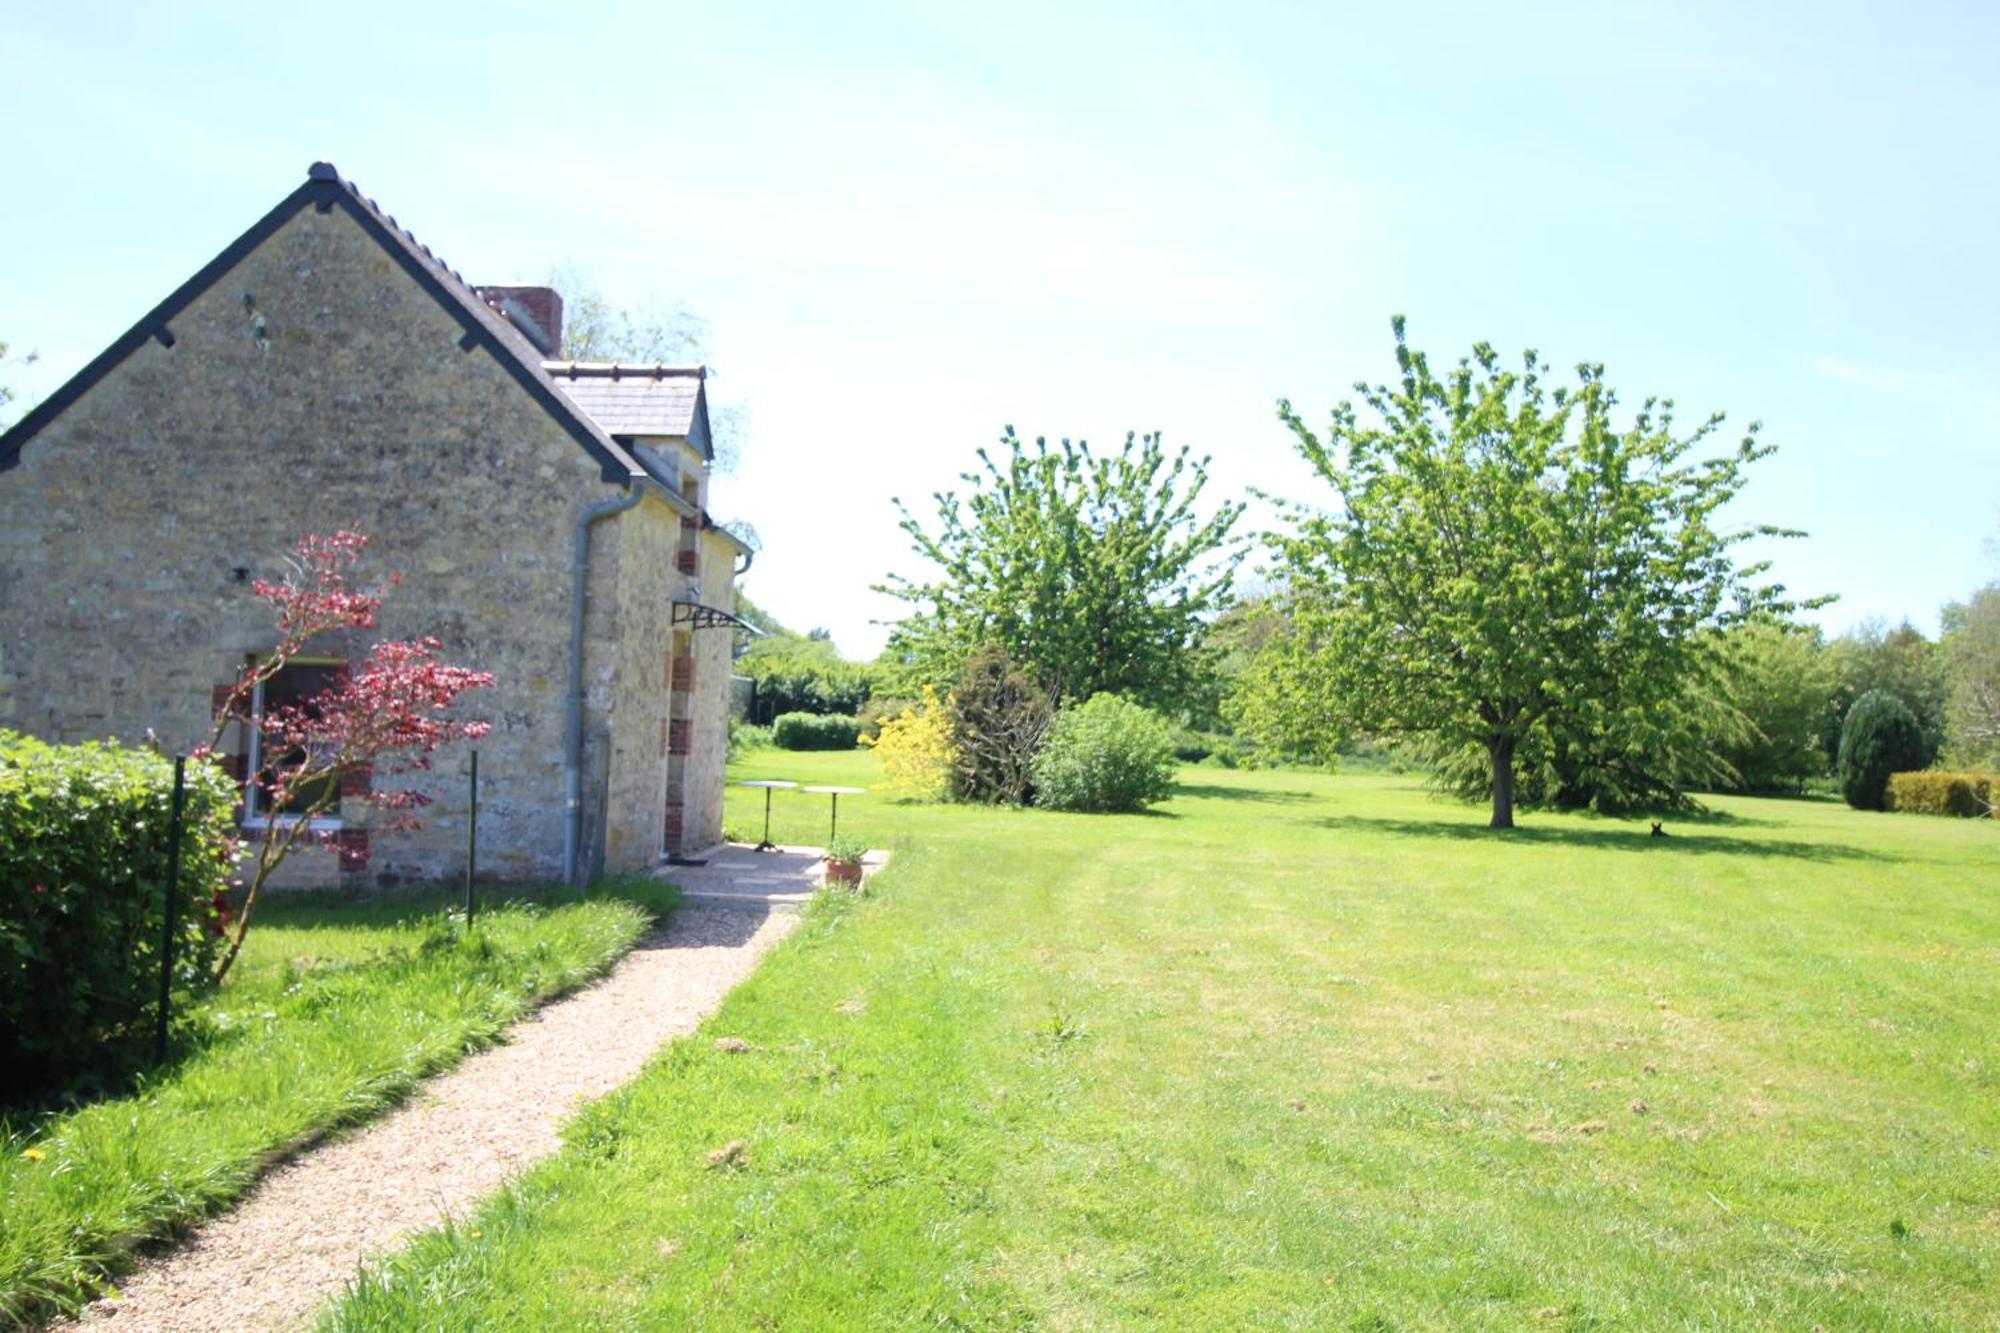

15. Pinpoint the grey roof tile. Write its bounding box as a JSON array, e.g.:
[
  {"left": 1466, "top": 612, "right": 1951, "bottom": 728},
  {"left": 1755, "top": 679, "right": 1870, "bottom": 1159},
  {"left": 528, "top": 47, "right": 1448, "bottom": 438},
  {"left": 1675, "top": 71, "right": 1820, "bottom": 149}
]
[{"left": 543, "top": 363, "right": 707, "bottom": 447}]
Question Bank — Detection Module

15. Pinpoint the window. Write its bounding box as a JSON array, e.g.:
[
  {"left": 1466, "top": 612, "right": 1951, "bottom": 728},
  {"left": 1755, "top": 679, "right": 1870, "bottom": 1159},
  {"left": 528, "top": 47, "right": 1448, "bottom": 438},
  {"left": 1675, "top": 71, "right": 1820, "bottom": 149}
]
[{"left": 242, "top": 658, "right": 344, "bottom": 828}]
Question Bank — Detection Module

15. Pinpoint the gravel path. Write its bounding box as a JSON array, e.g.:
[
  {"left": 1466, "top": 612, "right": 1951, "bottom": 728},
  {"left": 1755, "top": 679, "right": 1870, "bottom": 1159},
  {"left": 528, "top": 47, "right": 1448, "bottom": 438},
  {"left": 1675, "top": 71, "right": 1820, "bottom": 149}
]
[{"left": 72, "top": 898, "right": 802, "bottom": 1332}]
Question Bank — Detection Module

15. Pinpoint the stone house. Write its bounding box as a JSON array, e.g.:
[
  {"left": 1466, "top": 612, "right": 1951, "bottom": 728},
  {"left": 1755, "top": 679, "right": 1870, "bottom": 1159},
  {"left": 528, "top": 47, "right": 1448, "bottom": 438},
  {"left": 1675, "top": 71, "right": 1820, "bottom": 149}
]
[{"left": 0, "top": 162, "right": 754, "bottom": 886}]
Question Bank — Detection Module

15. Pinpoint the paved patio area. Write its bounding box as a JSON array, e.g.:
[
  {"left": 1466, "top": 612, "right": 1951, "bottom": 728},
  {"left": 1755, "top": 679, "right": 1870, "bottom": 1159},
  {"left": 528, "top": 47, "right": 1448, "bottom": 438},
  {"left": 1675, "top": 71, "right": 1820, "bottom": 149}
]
[{"left": 669, "top": 841, "right": 890, "bottom": 908}]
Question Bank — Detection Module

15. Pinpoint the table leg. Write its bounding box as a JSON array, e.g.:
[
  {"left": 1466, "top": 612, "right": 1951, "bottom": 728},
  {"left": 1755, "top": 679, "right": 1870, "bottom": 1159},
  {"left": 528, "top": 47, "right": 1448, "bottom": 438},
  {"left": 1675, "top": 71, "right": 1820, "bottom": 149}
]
[
  {"left": 758, "top": 787, "right": 775, "bottom": 852},
  {"left": 829, "top": 792, "right": 839, "bottom": 845}
]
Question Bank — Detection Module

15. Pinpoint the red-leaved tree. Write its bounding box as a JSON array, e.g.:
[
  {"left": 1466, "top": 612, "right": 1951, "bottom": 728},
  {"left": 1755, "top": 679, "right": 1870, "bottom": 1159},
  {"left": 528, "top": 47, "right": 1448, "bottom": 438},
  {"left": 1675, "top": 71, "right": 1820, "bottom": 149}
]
[{"left": 198, "top": 532, "right": 494, "bottom": 981}]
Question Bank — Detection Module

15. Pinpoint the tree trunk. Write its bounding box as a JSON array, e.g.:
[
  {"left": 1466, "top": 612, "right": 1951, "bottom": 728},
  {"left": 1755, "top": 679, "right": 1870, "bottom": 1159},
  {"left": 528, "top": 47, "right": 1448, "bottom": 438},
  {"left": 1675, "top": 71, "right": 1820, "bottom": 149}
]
[{"left": 1488, "top": 736, "right": 1516, "bottom": 830}]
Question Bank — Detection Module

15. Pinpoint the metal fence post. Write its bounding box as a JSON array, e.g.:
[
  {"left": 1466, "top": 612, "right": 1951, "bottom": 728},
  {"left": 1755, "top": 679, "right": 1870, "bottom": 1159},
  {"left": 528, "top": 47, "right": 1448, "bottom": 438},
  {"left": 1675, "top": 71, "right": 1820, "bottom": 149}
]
[
  {"left": 154, "top": 755, "right": 187, "bottom": 1066},
  {"left": 464, "top": 749, "right": 478, "bottom": 926}
]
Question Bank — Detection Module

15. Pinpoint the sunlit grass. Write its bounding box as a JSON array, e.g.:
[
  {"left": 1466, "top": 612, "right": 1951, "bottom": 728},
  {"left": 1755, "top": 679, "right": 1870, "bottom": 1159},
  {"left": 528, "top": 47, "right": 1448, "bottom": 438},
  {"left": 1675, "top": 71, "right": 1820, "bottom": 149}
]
[
  {"left": 325, "top": 751, "right": 1999, "bottom": 1329},
  {"left": 0, "top": 877, "right": 677, "bottom": 1325}
]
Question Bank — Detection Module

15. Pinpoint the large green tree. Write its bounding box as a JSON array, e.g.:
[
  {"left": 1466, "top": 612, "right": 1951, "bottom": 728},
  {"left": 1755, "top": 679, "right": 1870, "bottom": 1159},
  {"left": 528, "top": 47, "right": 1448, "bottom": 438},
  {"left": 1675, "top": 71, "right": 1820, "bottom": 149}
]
[
  {"left": 1709, "top": 617, "right": 1836, "bottom": 792},
  {"left": 880, "top": 428, "right": 1243, "bottom": 714},
  {"left": 1824, "top": 619, "right": 1950, "bottom": 770},
  {"left": 1266, "top": 319, "right": 1803, "bottom": 828},
  {"left": 1941, "top": 583, "right": 2000, "bottom": 767},
  {"left": 734, "top": 632, "right": 880, "bottom": 724}
]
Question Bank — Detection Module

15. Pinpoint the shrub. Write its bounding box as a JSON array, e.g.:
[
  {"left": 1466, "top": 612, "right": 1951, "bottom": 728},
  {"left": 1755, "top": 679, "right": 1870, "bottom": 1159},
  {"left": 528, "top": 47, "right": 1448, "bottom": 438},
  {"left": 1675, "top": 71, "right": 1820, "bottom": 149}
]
[
  {"left": 948, "top": 646, "right": 1053, "bottom": 805},
  {"left": 856, "top": 695, "right": 917, "bottom": 743},
  {"left": 727, "top": 718, "right": 772, "bottom": 758},
  {"left": 1031, "top": 694, "right": 1179, "bottom": 813},
  {"left": 1885, "top": 770, "right": 1998, "bottom": 819},
  {"left": 863, "top": 689, "right": 957, "bottom": 801},
  {"left": 771, "top": 712, "right": 860, "bottom": 751},
  {"left": 1, "top": 732, "right": 238, "bottom": 1091},
  {"left": 1838, "top": 689, "right": 1927, "bottom": 810}
]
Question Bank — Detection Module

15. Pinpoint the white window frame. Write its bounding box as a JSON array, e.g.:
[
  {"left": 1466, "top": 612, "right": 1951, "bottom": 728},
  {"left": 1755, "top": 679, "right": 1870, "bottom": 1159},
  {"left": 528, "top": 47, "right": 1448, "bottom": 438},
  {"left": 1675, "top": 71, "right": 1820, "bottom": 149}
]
[{"left": 241, "top": 657, "right": 344, "bottom": 832}]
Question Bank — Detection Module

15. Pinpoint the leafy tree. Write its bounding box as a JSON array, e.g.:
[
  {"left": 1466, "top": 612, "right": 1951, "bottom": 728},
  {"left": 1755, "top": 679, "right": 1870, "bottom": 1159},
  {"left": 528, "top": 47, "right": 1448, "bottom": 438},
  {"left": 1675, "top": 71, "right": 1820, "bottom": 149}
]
[
  {"left": 1422, "top": 654, "right": 1743, "bottom": 813},
  {"left": 1266, "top": 318, "right": 1802, "bottom": 828},
  {"left": 549, "top": 263, "right": 708, "bottom": 364},
  {"left": 881, "top": 427, "right": 1242, "bottom": 715},
  {"left": 1940, "top": 584, "right": 2000, "bottom": 767},
  {"left": 734, "top": 632, "right": 879, "bottom": 723},
  {"left": 1824, "top": 619, "right": 1949, "bottom": 770},
  {"left": 1708, "top": 617, "right": 1836, "bottom": 792},
  {"left": 1223, "top": 601, "right": 1347, "bottom": 766},
  {"left": 1184, "top": 589, "right": 1287, "bottom": 734},
  {"left": 200, "top": 533, "right": 493, "bottom": 980},
  {"left": 1837, "top": 689, "right": 1926, "bottom": 810}
]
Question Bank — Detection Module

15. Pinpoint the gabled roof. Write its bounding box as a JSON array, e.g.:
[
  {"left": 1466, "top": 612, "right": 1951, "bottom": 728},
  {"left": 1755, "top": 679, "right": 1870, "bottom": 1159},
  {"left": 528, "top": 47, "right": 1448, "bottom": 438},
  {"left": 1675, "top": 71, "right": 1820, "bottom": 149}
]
[
  {"left": 0, "top": 163, "right": 684, "bottom": 501},
  {"left": 545, "top": 362, "right": 712, "bottom": 460}
]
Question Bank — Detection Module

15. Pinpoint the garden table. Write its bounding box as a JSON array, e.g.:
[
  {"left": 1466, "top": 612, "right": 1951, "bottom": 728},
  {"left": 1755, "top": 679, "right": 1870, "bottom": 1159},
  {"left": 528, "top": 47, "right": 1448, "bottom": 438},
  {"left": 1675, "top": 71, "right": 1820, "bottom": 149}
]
[
  {"left": 736, "top": 779, "right": 797, "bottom": 851},
  {"left": 801, "top": 785, "right": 865, "bottom": 845}
]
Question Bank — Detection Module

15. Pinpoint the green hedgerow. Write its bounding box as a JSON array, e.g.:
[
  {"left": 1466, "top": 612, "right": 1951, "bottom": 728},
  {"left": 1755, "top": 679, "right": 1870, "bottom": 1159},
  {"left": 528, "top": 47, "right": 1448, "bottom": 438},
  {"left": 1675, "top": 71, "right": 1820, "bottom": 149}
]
[
  {"left": 771, "top": 712, "right": 861, "bottom": 751},
  {"left": 1885, "top": 770, "right": 1998, "bottom": 819},
  {"left": 1, "top": 732, "right": 238, "bottom": 1092},
  {"left": 1031, "top": 694, "right": 1178, "bottom": 813}
]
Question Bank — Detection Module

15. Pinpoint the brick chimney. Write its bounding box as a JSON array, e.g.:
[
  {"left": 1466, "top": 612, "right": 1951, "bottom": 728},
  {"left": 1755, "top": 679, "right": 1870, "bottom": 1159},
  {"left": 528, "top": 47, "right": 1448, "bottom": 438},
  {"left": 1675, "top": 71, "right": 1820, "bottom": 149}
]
[{"left": 475, "top": 285, "right": 564, "bottom": 357}]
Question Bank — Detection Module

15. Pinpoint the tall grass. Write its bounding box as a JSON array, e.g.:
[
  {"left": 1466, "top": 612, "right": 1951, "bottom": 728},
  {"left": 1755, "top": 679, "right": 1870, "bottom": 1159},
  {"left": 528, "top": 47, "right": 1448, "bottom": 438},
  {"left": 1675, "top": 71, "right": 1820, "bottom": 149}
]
[{"left": 0, "top": 878, "right": 675, "bottom": 1325}]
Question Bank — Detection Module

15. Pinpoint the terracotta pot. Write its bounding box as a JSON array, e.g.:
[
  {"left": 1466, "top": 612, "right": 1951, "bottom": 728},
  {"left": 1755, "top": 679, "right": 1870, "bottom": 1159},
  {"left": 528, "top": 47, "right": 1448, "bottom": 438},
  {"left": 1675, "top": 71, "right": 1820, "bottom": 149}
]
[{"left": 823, "top": 856, "right": 863, "bottom": 885}]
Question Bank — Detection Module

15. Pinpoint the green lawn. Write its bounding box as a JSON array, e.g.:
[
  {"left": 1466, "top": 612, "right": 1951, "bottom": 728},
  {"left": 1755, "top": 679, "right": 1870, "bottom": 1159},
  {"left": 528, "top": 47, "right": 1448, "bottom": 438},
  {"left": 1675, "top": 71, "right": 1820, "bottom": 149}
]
[
  {"left": 0, "top": 878, "right": 677, "bottom": 1325},
  {"left": 323, "top": 749, "right": 1999, "bottom": 1329}
]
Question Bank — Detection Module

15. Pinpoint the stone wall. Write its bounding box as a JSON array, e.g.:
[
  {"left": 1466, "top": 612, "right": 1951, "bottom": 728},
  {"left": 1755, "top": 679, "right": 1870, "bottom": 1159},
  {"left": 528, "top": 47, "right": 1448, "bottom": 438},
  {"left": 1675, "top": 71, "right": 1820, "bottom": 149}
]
[
  {"left": 0, "top": 203, "right": 648, "bottom": 887},
  {"left": 683, "top": 526, "right": 741, "bottom": 851},
  {"left": 598, "top": 488, "right": 683, "bottom": 873}
]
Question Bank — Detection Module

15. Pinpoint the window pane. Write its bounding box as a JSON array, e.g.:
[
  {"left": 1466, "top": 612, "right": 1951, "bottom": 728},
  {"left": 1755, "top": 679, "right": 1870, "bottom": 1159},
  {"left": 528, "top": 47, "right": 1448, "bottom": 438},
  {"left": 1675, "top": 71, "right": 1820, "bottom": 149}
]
[{"left": 259, "top": 661, "right": 344, "bottom": 817}]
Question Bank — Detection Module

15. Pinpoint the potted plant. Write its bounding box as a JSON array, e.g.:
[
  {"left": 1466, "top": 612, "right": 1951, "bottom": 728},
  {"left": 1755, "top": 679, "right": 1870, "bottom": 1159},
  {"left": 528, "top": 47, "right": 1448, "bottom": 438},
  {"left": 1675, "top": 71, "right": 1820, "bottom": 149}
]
[{"left": 823, "top": 833, "right": 868, "bottom": 886}]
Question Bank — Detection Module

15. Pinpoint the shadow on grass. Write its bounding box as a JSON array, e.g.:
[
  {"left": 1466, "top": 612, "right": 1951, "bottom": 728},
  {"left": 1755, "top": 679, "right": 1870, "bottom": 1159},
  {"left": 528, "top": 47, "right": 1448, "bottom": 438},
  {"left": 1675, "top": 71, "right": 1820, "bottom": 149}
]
[
  {"left": 1317, "top": 813, "right": 1897, "bottom": 863},
  {"left": 1173, "top": 782, "right": 1320, "bottom": 805},
  {"left": 247, "top": 875, "right": 678, "bottom": 933}
]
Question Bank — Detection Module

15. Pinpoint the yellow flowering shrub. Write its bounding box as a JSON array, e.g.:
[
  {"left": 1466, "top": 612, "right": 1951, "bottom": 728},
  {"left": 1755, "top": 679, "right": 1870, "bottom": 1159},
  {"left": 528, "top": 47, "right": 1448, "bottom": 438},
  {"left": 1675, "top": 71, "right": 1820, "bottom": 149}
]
[{"left": 863, "top": 687, "right": 957, "bottom": 801}]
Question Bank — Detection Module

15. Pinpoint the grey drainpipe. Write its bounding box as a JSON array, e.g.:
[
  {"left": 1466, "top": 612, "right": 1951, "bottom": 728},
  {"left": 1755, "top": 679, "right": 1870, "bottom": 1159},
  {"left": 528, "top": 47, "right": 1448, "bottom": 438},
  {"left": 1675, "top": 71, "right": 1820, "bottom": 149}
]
[{"left": 563, "top": 482, "right": 645, "bottom": 885}]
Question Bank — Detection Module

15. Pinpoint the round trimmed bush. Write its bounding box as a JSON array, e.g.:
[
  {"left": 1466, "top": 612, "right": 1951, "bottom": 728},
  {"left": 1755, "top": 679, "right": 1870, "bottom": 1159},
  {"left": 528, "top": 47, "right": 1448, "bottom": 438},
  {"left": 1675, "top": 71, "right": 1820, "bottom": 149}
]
[
  {"left": 1031, "top": 694, "right": 1178, "bottom": 813},
  {"left": 1837, "top": 689, "right": 1926, "bottom": 811}
]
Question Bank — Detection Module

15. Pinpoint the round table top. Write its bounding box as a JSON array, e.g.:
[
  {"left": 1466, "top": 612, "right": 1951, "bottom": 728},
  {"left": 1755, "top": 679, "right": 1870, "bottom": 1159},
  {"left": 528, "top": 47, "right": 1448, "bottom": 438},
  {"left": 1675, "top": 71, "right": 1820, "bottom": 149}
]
[
  {"left": 736, "top": 779, "right": 799, "bottom": 790},
  {"left": 802, "top": 785, "right": 866, "bottom": 795}
]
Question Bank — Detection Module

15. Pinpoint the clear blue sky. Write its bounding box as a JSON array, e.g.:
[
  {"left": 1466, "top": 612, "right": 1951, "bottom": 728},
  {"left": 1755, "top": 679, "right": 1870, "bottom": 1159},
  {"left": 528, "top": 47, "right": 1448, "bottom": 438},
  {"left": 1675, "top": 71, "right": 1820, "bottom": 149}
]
[{"left": 5, "top": 1, "right": 1996, "bottom": 657}]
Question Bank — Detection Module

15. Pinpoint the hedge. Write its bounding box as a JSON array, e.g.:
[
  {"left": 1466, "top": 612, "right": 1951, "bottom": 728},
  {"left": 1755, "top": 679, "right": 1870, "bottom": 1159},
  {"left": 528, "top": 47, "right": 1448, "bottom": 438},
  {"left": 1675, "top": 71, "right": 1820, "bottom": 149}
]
[
  {"left": 771, "top": 712, "right": 861, "bottom": 751},
  {"left": 1885, "top": 770, "right": 1999, "bottom": 819},
  {"left": 1, "top": 732, "right": 238, "bottom": 1091}
]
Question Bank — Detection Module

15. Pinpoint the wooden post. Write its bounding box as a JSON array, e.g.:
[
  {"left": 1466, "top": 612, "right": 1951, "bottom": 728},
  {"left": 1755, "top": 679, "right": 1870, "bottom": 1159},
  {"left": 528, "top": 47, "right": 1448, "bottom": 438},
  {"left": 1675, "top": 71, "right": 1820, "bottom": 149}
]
[{"left": 464, "top": 749, "right": 479, "bottom": 926}]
